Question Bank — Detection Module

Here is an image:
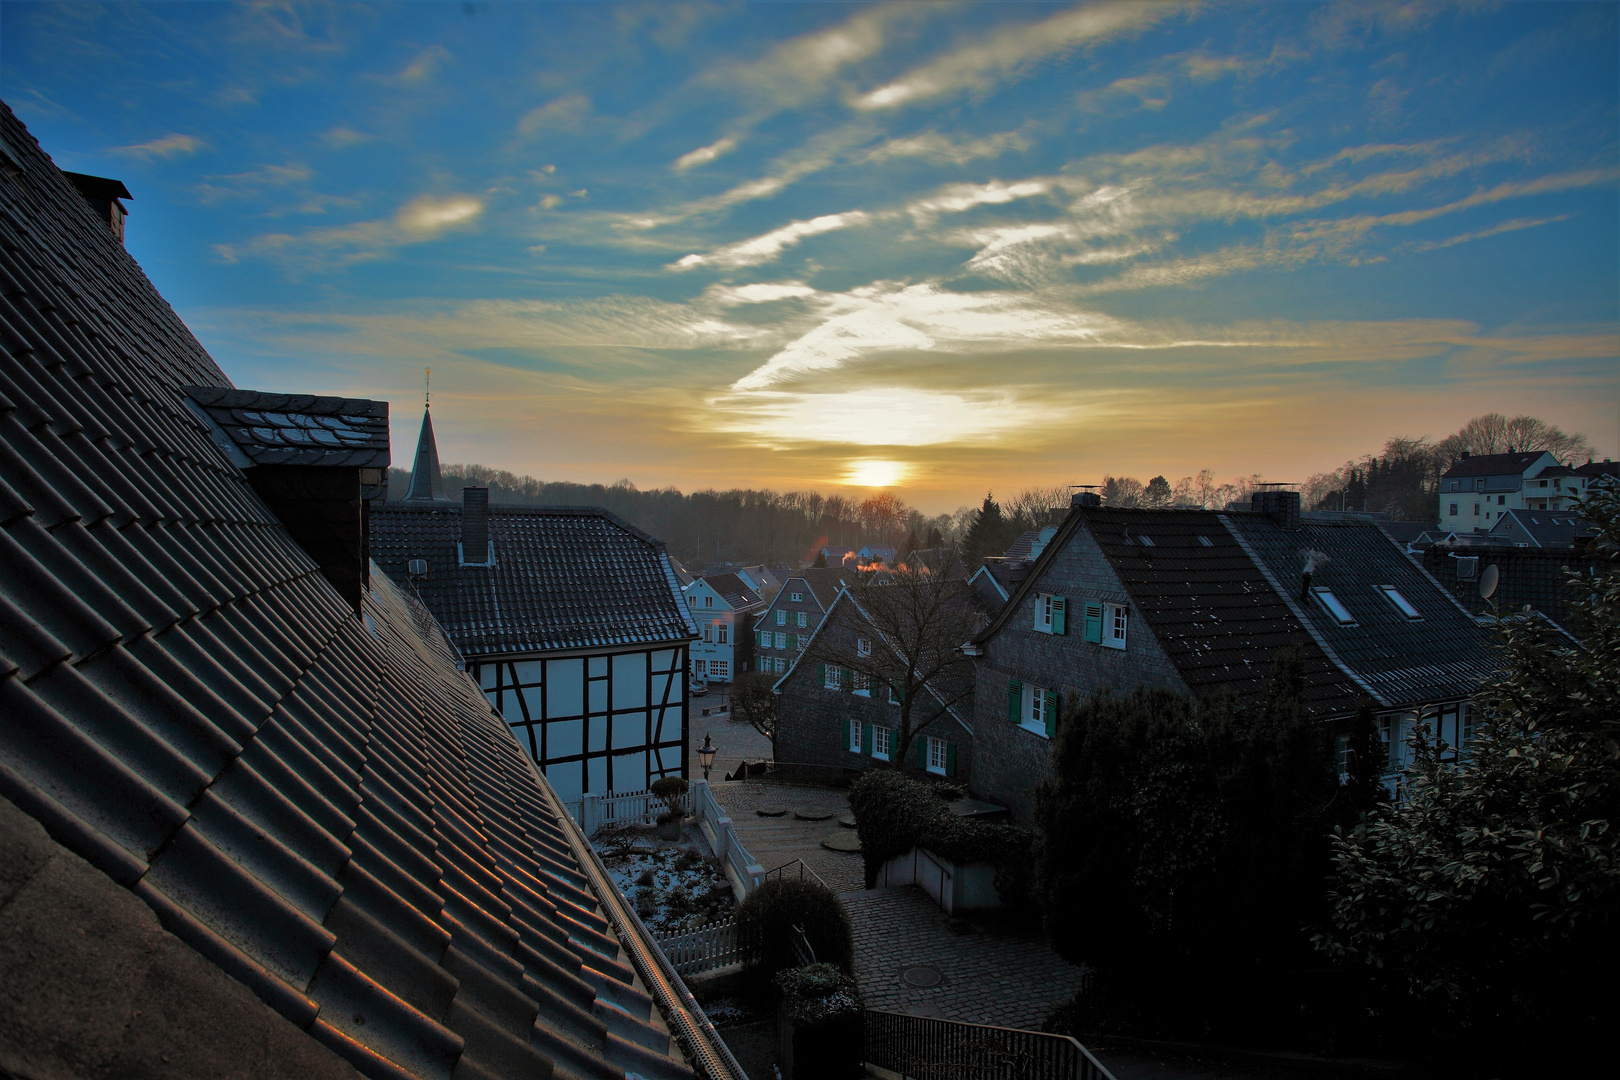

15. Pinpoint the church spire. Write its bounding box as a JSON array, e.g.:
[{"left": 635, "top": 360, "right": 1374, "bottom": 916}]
[{"left": 405, "top": 369, "right": 449, "bottom": 502}]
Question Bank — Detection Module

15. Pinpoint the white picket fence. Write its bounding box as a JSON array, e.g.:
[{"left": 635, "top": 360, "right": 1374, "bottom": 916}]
[
  {"left": 562, "top": 788, "right": 690, "bottom": 834},
  {"left": 654, "top": 917, "right": 748, "bottom": 977}
]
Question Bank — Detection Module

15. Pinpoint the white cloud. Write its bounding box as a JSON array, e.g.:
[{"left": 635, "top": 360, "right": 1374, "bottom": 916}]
[
  {"left": 906, "top": 179, "right": 1050, "bottom": 222},
  {"left": 397, "top": 195, "right": 483, "bottom": 234},
  {"left": 113, "top": 133, "right": 204, "bottom": 159},
  {"left": 706, "top": 282, "right": 819, "bottom": 305},
  {"left": 853, "top": 2, "right": 1180, "bottom": 111},
  {"left": 711, "top": 387, "right": 1066, "bottom": 447},
  {"left": 216, "top": 192, "right": 486, "bottom": 272},
  {"left": 516, "top": 94, "right": 590, "bottom": 136},
  {"left": 860, "top": 128, "right": 1032, "bottom": 165},
  {"left": 673, "top": 137, "right": 738, "bottom": 172},
  {"left": 670, "top": 211, "right": 869, "bottom": 270}
]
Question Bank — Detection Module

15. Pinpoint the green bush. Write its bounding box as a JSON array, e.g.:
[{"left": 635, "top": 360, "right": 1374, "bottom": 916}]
[
  {"left": 650, "top": 776, "right": 688, "bottom": 813},
  {"left": 775, "top": 963, "right": 865, "bottom": 1079},
  {"left": 735, "top": 878, "right": 854, "bottom": 985},
  {"left": 773, "top": 963, "right": 862, "bottom": 1024},
  {"left": 848, "top": 769, "right": 1034, "bottom": 890}
]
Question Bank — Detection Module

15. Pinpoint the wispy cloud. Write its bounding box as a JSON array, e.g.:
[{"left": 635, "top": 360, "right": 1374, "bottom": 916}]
[
  {"left": 673, "top": 136, "right": 737, "bottom": 172},
  {"left": 216, "top": 193, "right": 486, "bottom": 272},
  {"left": 853, "top": 2, "right": 1181, "bottom": 111},
  {"left": 1402, "top": 214, "right": 1571, "bottom": 254},
  {"left": 398, "top": 45, "right": 450, "bottom": 83},
  {"left": 516, "top": 94, "right": 591, "bottom": 137},
  {"left": 860, "top": 128, "right": 1033, "bottom": 165},
  {"left": 906, "top": 179, "right": 1051, "bottom": 223},
  {"left": 670, "top": 211, "right": 870, "bottom": 270},
  {"left": 113, "top": 133, "right": 204, "bottom": 159}
]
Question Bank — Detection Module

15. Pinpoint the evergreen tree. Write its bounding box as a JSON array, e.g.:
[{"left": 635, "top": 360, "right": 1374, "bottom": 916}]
[
  {"left": 926, "top": 526, "right": 944, "bottom": 550},
  {"left": 963, "top": 492, "right": 1010, "bottom": 565},
  {"left": 811, "top": 549, "right": 828, "bottom": 568}
]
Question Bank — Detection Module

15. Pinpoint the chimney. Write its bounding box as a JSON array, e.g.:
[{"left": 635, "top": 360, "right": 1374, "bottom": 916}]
[
  {"left": 63, "top": 172, "right": 132, "bottom": 245},
  {"left": 461, "top": 486, "right": 491, "bottom": 565},
  {"left": 1251, "top": 489, "right": 1301, "bottom": 529},
  {"left": 1461, "top": 451, "right": 1471, "bottom": 459},
  {"left": 1007, "top": 559, "right": 1029, "bottom": 587},
  {"left": 1070, "top": 491, "right": 1102, "bottom": 507}
]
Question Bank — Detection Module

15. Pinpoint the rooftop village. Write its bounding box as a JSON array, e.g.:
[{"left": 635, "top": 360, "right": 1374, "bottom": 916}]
[{"left": 1, "top": 104, "right": 1612, "bottom": 1080}]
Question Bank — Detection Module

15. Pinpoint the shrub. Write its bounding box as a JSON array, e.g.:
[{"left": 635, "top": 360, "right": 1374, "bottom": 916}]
[
  {"left": 650, "top": 776, "right": 689, "bottom": 814},
  {"left": 773, "top": 963, "right": 862, "bottom": 1025},
  {"left": 848, "top": 769, "right": 1034, "bottom": 890},
  {"left": 775, "top": 963, "right": 865, "bottom": 1079},
  {"left": 735, "top": 878, "right": 854, "bottom": 985}
]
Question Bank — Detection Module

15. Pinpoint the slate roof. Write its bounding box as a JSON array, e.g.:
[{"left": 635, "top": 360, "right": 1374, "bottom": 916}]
[
  {"left": 0, "top": 102, "right": 705, "bottom": 1080},
  {"left": 1489, "top": 509, "right": 1596, "bottom": 549},
  {"left": 1222, "top": 513, "right": 1492, "bottom": 708},
  {"left": 1377, "top": 519, "right": 1435, "bottom": 546},
  {"left": 1440, "top": 451, "right": 1551, "bottom": 478},
  {"left": 1004, "top": 531, "right": 1039, "bottom": 560},
  {"left": 372, "top": 503, "right": 698, "bottom": 657},
  {"left": 1420, "top": 546, "right": 1602, "bottom": 634},
  {"left": 1576, "top": 460, "right": 1620, "bottom": 480},
  {"left": 182, "top": 386, "right": 390, "bottom": 468},
  {"left": 789, "top": 566, "right": 851, "bottom": 610},
  {"left": 697, "top": 572, "right": 764, "bottom": 612},
  {"left": 1078, "top": 508, "right": 1364, "bottom": 716}
]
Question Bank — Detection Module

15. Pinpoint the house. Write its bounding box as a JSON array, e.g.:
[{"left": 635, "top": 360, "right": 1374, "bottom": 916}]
[
  {"left": 1420, "top": 544, "right": 1605, "bottom": 637},
  {"left": 683, "top": 572, "right": 764, "bottom": 683},
  {"left": 751, "top": 566, "right": 853, "bottom": 676},
  {"left": 1003, "top": 526, "right": 1058, "bottom": 562},
  {"left": 1437, "top": 450, "right": 1590, "bottom": 531},
  {"left": 731, "top": 563, "right": 786, "bottom": 602},
  {"left": 820, "top": 545, "right": 856, "bottom": 566},
  {"left": 965, "top": 491, "right": 1492, "bottom": 822},
  {"left": 373, "top": 440, "right": 698, "bottom": 802},
  {"left": 773, "top": 587, "right": 974, "bottom": 784},
  {"left": 1486, "top": 508, "right": 1597, "bottom": 549},
  {"left": 0, "top": 103, "right": 715, "bottom": 1080},
  {"left": 857, "top": 544, "right": 897, "bottom": 567}
]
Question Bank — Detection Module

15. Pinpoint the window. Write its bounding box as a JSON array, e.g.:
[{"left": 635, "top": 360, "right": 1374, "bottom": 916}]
[
  {"left": 1103, "top": 602, "right": 1128, "bottom": 649},
  {"left": 1378, "top": 715, "right": 1394, "bottom": 767},
  {"left": 776, "top": 609, "right": 786, "bottom": 626},
  {"left": 1136, "top": 534, "right": 1155, "bottom": 547},
  {"left": 1538, "top": 480, "right": 1548, "bottom": 488},
  {"left": 797, "top": 611, "right": 808, "bottom": 628},
  {"left": 703, "top": 625, "right": 713, "bottom": 643},
  {"left": 848, "top": 720, "right": 862, "bottom": 754},
  {"left": 710, "top": 661, "right": 729, "bottom": 680},
  {"left": 857, "top": 636, "right": 871, "bottom": 657},
  {"left": 852, "top": 671, "right": 870, "bottom": 695},
  {"left": 705, "top": 595, "right": 713, "bottom": 607},
  {"left": 1448, "top": 480, "right": 1458, "bottom": 491},
  {"left": 759, "top": 630, "right": 771, "bottom": 649},
  {"left": 927, "top": 736, "right": 948, "bottom": 775},
  {"left": 888, "top": 684, "right": 900, "bottom": 705},
  {"left": 717, "top": 623, "right": 728, "bottom": 644},
  {"left": 1449, "top": 503, "right": 1458, "bottom": 516},
  {"left": 1498, "top": 495, "right": 1506, "bottom": 505},
  {"left": 1033, "top": 593, "right": 1067, "bottom": 635},
  {"left": 1473, "top": 503, "right": 1480, "bottom": 516},
  {"left": 824, "top": 665, "right": 843, "bottom": 690},
  {"left": 774, "top": 631, "right": 786, "bottom": 649},
  {"left": 791, "top": 592, "right": 803, "bottom": 602},
  {"left": 1196, "top": 535, "right": 1214, "bottom": 547},
  {"left": 1475, "top": 479, "right": 1485, "bottom": 491},
  {"left": 694, "top": 659, "right": 707, "bottom": 675},
  {"left": 1310, "top": 587, "right": 1355, "bottom": 625},
  {"left": 1379, "top": 586, "right": 1422, "bottom": 619},
  {"left": 873, "top": 726, "right": 891, "bottom": 760}
]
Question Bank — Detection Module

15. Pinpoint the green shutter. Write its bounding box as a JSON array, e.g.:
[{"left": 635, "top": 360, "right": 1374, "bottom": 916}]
[
  {"left": 787, "top": 633, "right": 797, "bottom": 649},
  {"left": 1051, "top": 597, "right": 1067, "bottom": 636},
  {"left": 817, "top": 663, "right": 825, "bottom": 686},
  {"left": 862, "top": 722, "right": 873, "bottom": 756},
  {"left": 840, "top": 667, "right": 852, "bottom": 692},
  {"left": 915, "top": 737, "right": 928, "bottom": 768},
  {"left": 1006, "top": 678, "right": 1023, "bottom": 723},
  {"left": 1083, "top": 601, "right": 1104, "bottom": 644},
  {"left": 842, "top": 717, "right": 851, "bottom": 752},
  {"left": 945, "top": 742, "right": 957, "bottom": 777},
  {"left": 890, "top": 728, "right": 900, "bottom": 760},
  {"left": 1044, "top": 690, "right": 1059, "bottom": 738}
]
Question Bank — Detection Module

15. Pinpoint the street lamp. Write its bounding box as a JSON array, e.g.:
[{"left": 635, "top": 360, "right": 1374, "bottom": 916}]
[{"left": 698, "top": 732, "right": 717, "bottom": 781}]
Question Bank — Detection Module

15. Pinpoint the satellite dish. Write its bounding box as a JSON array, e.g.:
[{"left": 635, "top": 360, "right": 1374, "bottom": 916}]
[{"left": 1479, "top": 564, "right": 1500, "bottom": 600}]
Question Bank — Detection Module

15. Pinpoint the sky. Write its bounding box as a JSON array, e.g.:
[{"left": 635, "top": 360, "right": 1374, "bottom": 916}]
[{"left": 3, "top": 1, "right": 1616, "bottom": 513}]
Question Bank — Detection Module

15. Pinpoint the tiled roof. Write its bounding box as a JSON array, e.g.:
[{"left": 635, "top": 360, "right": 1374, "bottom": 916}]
[
  {"left": 1377, "top": 519, "right": 1434, "bottom": 545},
  {"left": 1439, "top": 451, "right": 1549, "bottom": 478},
  {"left": 1079, "top": 508, "right": 1364, "bottom": 715},
  {"left": 183, "top": 386, "right": 390, "bottom": 468},
  {"left": 792, "top": 566, "right": 853, "bottom": 609},
  {"left": 0, "top": 102, "right": 696, "bottom": 1080},
  {"left": 1576, "top": 460, "right": 1620, "bottom": 479},
  {"left": 697, "top": 572, "right": 764, "bottom": 612},
  {"left": 1420, "top": 546, "right": 1602, "bottom": 634},
  {"left": 1223, "top": 513, "right": 1492, "bottom": 708},
  {"left": 1491, "top": 509, "right": 1596, "bottom": 549},
  {"left": 1529, "top": 464, "right": 1579, "bottom": 479},
  {"left": 372, "top": 503, "right": 697, "bottom": 656},
  {"left": 1004, "top": 531, "right": 1039, "bottom": 560}
]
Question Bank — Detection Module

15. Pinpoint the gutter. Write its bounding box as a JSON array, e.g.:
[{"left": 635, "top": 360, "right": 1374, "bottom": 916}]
[{"left": 526, "top": 752, "right": 749, "bottom": 1080}]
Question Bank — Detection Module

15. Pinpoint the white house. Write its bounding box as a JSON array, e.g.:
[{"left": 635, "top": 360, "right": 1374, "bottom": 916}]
[
  {"left": 684, "top": 572, "right": 765, "bottom": 683},
  {"left": 1438, "top": 450, "right": 1590, "bottom": 532}
]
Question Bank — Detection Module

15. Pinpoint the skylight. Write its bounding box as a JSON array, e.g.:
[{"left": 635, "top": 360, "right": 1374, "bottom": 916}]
[
  {"left": 1197, "top": 535, "right": 1214, "bottom": 547},
  {"left": 1310, "top": 587, "right": 1355, "bottom": 625},
  {"left": 1379, "top": 585, "right": 1422, "bottom": 620},
  {"left": 1137, "top": 534, "right": 1155, "bottom": 547}
]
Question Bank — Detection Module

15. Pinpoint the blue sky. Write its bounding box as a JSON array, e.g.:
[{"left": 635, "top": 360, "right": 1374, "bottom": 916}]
[{"left": 4, "top": 1, "right": 1616, "bottom": 511}]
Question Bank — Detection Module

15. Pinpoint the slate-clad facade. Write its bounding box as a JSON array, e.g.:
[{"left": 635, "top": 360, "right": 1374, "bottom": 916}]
[
  {"left": 372, "top": 496, "right": 698, "bottom": 803},
  {"left": 752, "top": 566, "right": 849, "bottom": 676},
  {"left": 0, "top": 102, "right": 715, "bottom": 1080},
  {"left": 968, "top": 496, "right": 1492, "bottom": 822}
]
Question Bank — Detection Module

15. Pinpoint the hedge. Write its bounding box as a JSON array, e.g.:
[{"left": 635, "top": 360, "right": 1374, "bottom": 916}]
[{"left": 847, "top": 770, "right": 1033, "bottom": 892}]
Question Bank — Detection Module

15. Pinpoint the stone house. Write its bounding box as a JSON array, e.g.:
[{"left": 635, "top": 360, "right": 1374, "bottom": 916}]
[
  {"left": 774, "top": 587, "right": 973, "bottom": 783},
  {"left": 750, "top": 566, "right": 851, "bottom": 676},
  {"left": 965, "top": 492, "right": 1492, "bottom": 822}
]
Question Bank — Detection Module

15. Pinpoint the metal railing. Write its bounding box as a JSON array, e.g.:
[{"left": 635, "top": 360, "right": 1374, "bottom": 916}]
[
  {"left": 655, "top": 917, "right": 748, "bottom": 977},
  {"left": 863, "top": 1010, "right": 1118, "bottom": 1080},
  {"left": 763, "top": 858, "right": 830, "bottom": 893}
]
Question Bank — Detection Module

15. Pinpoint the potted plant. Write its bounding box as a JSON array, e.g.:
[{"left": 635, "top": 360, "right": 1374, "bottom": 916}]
[
  {"left": 650, "top": 776, "right": 689, "bottom": 841},
  {"left": 775, "top": 963, "right": 864, "bottom": 1080}
]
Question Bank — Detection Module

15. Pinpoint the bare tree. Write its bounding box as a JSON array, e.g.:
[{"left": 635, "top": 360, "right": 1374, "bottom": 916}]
[
  {"left": 1005, "top": 485, "right": 1071, "bottom": 529},
  {"left": 1435, "top": 413, "right": 1595, "bottom": 466},
  {"left": 729, "top": 671, "right": 779, "bottom": 757},
  {"left": 802, "top": 553, "right": 980, "bottom": 765}
]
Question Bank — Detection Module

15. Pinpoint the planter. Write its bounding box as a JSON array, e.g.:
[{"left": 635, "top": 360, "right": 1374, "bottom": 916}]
[
  {"left": 775, "top": 965, "right": 864, "bottom": 1080},
  {"left": 656, "top": 815, "right": 683, "bottom": 841}
]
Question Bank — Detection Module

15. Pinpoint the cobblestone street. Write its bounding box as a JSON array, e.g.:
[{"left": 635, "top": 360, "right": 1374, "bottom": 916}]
[{"left": 707, "top": 780, "right": 865, "bottom": 892}]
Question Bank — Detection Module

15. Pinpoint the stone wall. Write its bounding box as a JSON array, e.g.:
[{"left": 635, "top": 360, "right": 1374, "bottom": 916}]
[{"left": 971, "top": 516, "right": 1188, "bottom": 822}]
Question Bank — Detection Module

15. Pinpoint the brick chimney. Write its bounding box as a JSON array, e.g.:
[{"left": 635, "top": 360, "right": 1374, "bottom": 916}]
[
  {"left": 63, "top": 172, "right": 132, "bottom": 245},
  {"left": 460, "top": 486, "right": 492, "bottom": 565},
  {"left": 1251, "top": 489, "right": 1301, "bottom": 529}
]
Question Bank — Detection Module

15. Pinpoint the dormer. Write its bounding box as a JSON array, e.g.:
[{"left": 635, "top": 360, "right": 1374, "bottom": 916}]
[{"left": 63, "top": 171, "right": 132, "bottom": 245}]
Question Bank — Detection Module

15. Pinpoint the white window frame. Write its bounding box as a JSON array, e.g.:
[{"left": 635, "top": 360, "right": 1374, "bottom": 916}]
[
  {"left": 775, "top": 657, "right": 788, "bottom": 674},
  {"left": 703, "top": 625, "right": 713, "bottom": 643},
  {"left": 1034, "top": 593, "right": 1056, "bottom": 634},
  {"left": 694, "top": 659, "right": 707, "bottom": 675},
  {"left": 1021, "top": 683, "right": 1051, "bottom": 737},
  {"left": 705, "top": 595, "right": 713, "bottom": 607},
  {"left": 849, "top": 721, "right": 862, "bottom": 754},
  {"left": 824, "top": 665, "right": 843, "bottom": 690},
  {"left": 1102, "top": 603, "right": 1128, "bottom": 650},
  {"left": 791, "top": 592, "right": 803, "bottom": 602},
  {"left": 717, "top": 623, "right": 728, "bottom": 644},
  {"left": 926, "top": 736, "right": 947, "bottom": 776},
  {"left": 774, "top": 631, "right": 786, "bottom": 649},
  {"left": 710, "top": 660, "right": 729, "bottom": 680},
  {"left": 1449, "top": 503, "right": 1458, "bottom": 516},
  {"left": 872, "top": 726, "right": 890, "bottom": 761},
  {"left": 797, "top": 611, "right": 809, "bottom": 628},
  {"left": 776, "top": 609, "right": 787, "bottom": 626},
  {"left": 856, "top": 636, "right": 872, "bottom": 657},
  {"left": 852, "top": 671, "right": 870, "bottom": 696}
]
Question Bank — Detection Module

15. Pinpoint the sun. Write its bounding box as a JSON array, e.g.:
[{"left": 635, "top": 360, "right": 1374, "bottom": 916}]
[{"left": 845, "top": 459, "right": 906, "bottom": 487}]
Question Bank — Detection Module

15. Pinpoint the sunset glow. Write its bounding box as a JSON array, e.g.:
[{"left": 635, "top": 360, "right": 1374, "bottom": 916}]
[{"left": 846, "top": 459, "right": 906, "bottom": 488}]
